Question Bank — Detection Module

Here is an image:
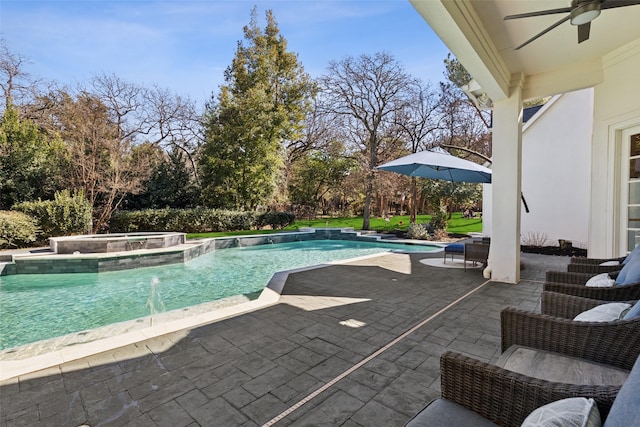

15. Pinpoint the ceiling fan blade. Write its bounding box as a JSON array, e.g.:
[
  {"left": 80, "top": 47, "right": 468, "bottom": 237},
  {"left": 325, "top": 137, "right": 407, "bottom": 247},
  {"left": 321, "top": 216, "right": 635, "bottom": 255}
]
[
  {"left": 515, "top": 15, "right": 571, "bottom": 49},
  {"left": 504, "top": 7, "right": 572, "bottom": 20},
  {"left": 578, "top": 22, "right": 591, "bottom": 43},
  {"left": 601, "top": 0, "right": 640, "bottom": 10}
]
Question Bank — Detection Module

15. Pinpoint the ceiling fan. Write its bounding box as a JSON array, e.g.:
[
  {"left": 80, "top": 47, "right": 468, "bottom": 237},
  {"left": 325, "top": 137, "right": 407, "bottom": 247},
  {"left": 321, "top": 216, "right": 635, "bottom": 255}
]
[{"left": 504, "top": 0, "right": 640, "bottom": 49}]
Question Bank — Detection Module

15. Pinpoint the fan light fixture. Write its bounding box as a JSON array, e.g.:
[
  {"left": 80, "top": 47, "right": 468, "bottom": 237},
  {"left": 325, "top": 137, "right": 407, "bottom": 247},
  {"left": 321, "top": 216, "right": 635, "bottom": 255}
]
[{"left": 570, "top": 2, "right": 601, "bottom": 25}]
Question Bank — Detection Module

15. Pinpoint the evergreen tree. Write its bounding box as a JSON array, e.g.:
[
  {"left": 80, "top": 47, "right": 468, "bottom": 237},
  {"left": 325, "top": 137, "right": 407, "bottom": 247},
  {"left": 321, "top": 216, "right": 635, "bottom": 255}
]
[{"left": 200, "top": 7, "right": 316, "bottom": 210}]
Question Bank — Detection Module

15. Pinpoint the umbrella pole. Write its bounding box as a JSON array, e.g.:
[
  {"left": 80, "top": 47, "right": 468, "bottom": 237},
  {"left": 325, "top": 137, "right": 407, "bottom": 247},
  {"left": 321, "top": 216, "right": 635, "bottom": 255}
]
[{"left": 411, "top": 176, "right": 417, "bottom": 223}]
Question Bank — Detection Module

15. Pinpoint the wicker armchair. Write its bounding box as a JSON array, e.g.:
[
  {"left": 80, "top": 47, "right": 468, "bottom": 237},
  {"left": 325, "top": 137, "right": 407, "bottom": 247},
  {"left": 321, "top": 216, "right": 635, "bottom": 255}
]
[
  {"left": 567, "top": 262, "right": 622, "bottom": 274},
  {"left": 570, "top": 256, "right": 626, "bottom": 265},
  {"left": 406, "top": 351, "right": 621, "bottom": 427},
  {"left": 501, "top": 292, "right": 640, "bottom": 372},
  {"left": 463, "top": 242, "right": 489, "bottom": 270},
  {"left": 539, "top": 290, "right": 634, "bottom": 318},
  {"left": 544, "top": 271, "right": 640, "bottom": 301}
]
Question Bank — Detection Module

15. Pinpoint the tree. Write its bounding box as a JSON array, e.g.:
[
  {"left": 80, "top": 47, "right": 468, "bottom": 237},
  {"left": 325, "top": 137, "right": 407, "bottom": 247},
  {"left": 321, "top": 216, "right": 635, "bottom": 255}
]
[
  {"left": 0, "top": 104, "right": 65, "bottom": 209},
  {"left": 288, "top": 142, "right": 354, "bottom": 215},
  {"left": 320, "top": 52, "right": 415, "bottom": 229},
  {"left": 126, "top": 147, "right": 201, "bottom": 209},
  {"left": 0, "top": 39, "right": 42, "bottom": 112},
  {"left": 394, "top": 81, "right": 442, "bottom": 223},
  {"left": 42, "top": 91, "right": 154, "bottom": 232},
  {"left": 200, "top": 7, "right": 316, "bottom": 210}
]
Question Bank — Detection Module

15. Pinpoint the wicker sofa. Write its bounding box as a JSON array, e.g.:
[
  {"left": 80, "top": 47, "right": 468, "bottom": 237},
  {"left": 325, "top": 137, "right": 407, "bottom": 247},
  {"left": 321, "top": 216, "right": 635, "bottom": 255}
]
[
  {"left": 405, "top": 292, "right": 640, "bottom": 426},
  {"left": 544, "top": 271, "right": 640, "bottom": 301}
]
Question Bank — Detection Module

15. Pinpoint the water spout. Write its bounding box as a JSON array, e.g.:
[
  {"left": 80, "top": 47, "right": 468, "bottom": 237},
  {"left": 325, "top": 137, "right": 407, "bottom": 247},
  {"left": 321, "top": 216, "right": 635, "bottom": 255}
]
[
  {"left": 146, "top": 277, "right": 165, "bottom": 326},
  {"left": 268, "top": 238, "right": 274, "bottom": 244},
  {"left": 235, "top": 238, "right": 242, "bottom": 248}
]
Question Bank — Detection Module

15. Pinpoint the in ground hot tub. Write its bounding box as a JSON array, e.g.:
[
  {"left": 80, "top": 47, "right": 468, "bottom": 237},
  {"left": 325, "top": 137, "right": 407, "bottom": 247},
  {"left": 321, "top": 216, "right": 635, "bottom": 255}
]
[{"left": 50, "top": 232, "right": 186, "bottom": 254}]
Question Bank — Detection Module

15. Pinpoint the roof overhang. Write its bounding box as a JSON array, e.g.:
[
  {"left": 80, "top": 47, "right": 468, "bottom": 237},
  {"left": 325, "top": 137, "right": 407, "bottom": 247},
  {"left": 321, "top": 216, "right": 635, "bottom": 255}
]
[{"left": 410, "top": 0, "right": 640, "bottom": 101}]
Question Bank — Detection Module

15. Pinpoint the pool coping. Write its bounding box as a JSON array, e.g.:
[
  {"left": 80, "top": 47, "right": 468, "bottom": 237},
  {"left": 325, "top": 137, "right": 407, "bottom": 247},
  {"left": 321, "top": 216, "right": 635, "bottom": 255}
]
[{"left": 0, "top": 248, "right": 444, "bottom": 383}]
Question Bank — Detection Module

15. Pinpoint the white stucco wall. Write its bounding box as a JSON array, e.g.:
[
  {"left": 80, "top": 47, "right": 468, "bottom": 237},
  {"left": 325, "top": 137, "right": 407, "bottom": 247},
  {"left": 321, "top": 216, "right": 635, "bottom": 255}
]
[
  {"left": 483, "top": 88, "right": 593, "bottom": 248},
  {"left": 590, "top": 40, "right": 640, "bottom": 257},
  {"left": 520, "top": 89, "right": 592, "bottom": 248}
]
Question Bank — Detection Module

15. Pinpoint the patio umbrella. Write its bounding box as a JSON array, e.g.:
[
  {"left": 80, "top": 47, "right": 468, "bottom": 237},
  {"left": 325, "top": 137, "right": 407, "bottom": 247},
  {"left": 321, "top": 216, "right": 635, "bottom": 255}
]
[{"left": 377, "top": 148, "right": 492, "bottom": 183}]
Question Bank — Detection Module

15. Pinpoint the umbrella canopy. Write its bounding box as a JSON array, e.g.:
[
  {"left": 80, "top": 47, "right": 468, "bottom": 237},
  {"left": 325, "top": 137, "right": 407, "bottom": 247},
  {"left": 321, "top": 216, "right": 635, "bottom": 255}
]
[{"left": 377, "top": 149, "right": 492, "bottom": 183}]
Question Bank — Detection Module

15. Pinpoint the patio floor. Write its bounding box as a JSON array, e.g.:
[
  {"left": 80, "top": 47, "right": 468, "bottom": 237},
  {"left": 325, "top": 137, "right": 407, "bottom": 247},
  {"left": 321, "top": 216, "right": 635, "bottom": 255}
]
[{"left": 0, "top": 251, "right": 568, "bottom": 426}]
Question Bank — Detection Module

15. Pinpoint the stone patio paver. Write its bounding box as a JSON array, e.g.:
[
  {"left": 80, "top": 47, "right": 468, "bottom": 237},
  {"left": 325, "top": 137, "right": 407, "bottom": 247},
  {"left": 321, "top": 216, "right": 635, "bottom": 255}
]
[{"left": 0, "top": 251, "right": 568, "bottom": 426}]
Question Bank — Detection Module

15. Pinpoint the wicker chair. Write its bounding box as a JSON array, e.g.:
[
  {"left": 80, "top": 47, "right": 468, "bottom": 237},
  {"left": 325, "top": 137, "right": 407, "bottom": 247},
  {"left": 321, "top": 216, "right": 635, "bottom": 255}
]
[
  {"left": 406, "top": 294, "right": 640, "bottom": 426},
  {"left": 570, "top": 256, "right": 626, "bottom": 265},
  {"left": 406, "top": 351, "right": 621, "bottom": 427},
  {"left": 567, "top": 262, "right": 622, "bottom": 274},
  {"left": 544, "top": 271, "right": 640, "bottom": 301},
  {"left": 502, "top": 292, "right": 640, "bottom": 372},
  {"left": 463, "top": 242, "right": 489, "bottom": 270}
]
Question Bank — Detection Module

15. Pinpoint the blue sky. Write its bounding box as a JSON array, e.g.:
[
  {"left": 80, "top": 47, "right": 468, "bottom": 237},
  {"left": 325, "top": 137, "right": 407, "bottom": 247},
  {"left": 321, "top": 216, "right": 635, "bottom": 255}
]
[{"left": 1, "top": 0, "right": 451, "bottom": 107}]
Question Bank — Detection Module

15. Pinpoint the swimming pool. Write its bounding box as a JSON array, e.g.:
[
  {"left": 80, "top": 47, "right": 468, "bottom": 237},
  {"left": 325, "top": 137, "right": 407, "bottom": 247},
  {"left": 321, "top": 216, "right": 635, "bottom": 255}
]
[{"left": 0, "top": 239, "right": 436, "bottom": 350}]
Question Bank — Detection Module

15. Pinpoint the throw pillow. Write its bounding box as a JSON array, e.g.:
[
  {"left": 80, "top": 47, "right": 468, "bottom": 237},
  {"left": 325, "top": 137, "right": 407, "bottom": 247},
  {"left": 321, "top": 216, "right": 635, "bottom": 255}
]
[
  {"left": 521, "top": 397, "right": 601, "bottom": 427},
  {"left": 622, "top": 244, "right": 640, "bottom": 265},
  {"left": 600, "top": 260, "right": 620, "bottom": 266},
  {"left": 585, "top": 273, "right": 615, "bottom": 287},
  {"left": 623, "top": 300, "right": 640, "bottom": 320},
  {"left": 574, "top": 303, "right": 632, "bottom": 322},
  {"left": 616, "top": 258, "right": 640, "bottom": 285}
]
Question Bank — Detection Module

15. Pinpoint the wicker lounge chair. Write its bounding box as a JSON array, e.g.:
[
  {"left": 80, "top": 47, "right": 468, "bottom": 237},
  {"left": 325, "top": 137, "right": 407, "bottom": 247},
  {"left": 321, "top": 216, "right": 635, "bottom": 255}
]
[{"left": 545, "top": 271, "right": 640, "bottom": 301}]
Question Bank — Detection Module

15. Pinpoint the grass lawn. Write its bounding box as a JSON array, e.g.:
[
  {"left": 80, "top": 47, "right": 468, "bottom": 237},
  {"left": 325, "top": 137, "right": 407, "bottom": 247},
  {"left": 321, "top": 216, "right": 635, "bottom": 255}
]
[{"left": 187, "top": 212, "right": 482, "bottom": 239}]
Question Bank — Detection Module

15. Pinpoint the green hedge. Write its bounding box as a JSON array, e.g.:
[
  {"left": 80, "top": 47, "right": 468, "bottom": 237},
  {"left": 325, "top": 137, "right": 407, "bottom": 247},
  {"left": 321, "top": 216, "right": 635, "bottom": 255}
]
[
  {"left": 109, "top": 208, "right": 260, "bottom": 233},
  {"left": 0, "top": 210, "right": 39, "bottom": 249},
  {"left": 13, "top": 190, "right": 92, "bottom": 239}
]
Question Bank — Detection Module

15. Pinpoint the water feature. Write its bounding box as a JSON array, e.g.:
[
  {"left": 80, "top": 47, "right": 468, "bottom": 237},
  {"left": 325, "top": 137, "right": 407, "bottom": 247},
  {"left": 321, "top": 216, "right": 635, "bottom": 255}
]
[
  {"left": 146, "top": 277, "right": 166, "bottom": 326},
  {"left": 0, "top": 239, "right": 437, "bottom": 350}
]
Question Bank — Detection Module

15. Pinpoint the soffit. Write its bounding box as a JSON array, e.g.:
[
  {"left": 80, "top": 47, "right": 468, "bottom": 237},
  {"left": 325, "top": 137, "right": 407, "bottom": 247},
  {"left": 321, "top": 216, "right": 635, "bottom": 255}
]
[{"left": 410, "top": 0, "right": 640, "bottom": 100}]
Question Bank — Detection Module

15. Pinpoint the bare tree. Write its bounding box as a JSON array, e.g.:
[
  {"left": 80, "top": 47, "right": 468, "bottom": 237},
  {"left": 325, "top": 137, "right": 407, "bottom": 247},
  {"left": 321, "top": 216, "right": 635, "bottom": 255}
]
[
  {"left": 394, "top": 81, "right": 442, "bottom": 223},
  {"left": 0, "top": 39, "right": 45, "bottom": 112},
  {"left": 90, "top": 74, "right": 203, "bottom": 184},
  {"left": 319, "top": 52, "right": 415, "bottom": 229}
]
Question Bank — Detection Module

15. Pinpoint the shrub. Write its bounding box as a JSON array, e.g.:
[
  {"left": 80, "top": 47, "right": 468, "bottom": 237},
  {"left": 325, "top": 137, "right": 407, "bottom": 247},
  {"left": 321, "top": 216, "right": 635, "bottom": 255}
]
[
  {"left": 109, "top": 208, "right": 259, "bottom": 233},
  {"left": 406, "top": 223, "right": 430, "bottom": 240},
  {"left": 522, "top": 232, "right": 549, "bottom": 247},
  {"left": 430, "top": 210, "right": 447, "bottom": 231},
  {"left": 256, "top": 211, "right": 296, "bottom": 229},
  {"left": 13, "top": 190, "right": 92, "bottom": 239},
  {"left": 0, "top": 210, "right": 39, "bottom": 249}
]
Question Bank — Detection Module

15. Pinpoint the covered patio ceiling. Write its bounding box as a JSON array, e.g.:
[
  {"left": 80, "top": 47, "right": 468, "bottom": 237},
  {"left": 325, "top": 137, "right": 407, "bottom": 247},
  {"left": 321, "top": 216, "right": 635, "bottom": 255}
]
[{"left": 410, "top": 0, "right": 640, "bottom": 101}]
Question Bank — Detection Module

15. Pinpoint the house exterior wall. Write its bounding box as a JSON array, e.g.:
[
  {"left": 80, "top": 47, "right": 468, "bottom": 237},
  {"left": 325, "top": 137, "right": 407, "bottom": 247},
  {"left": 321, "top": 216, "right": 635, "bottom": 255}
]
[
  {"left": 590, "top": 40, "right": 640, "bottom": 257},
  {"left": 483, "top": 88, "right": 593, "bottom": 249},
  {"left": 520, "top": 89, "right": 592, "bottom": 248}
]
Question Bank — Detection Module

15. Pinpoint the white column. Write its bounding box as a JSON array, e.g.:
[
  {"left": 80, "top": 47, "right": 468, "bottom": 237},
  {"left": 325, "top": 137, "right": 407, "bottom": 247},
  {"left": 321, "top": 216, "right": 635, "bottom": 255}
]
[{"left": 488, "top": 74, "right": 524, "bottom": 284}]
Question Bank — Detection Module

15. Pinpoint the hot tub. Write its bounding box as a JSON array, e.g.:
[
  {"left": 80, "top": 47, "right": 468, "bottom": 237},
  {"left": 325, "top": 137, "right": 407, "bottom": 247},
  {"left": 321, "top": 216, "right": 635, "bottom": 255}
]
[{"left": 49, "top": 232, "right": 186, "bottom": 254}]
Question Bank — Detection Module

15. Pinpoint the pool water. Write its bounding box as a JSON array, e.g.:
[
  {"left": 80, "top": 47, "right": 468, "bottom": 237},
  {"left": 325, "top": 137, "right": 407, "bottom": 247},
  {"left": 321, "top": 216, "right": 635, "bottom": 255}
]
[{"left": 0, "top": 239, "right": 436, "bottom": 350}]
